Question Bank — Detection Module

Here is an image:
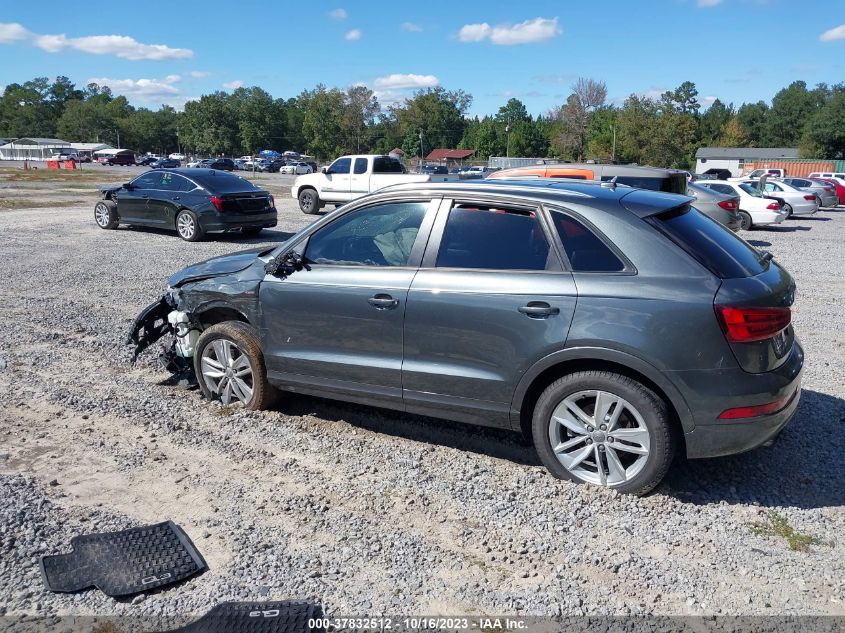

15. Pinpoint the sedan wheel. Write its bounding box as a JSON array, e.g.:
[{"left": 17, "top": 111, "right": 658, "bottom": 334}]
[
  {"left": 175, "top": 210, "right": 204, "bottom": 241},
  {"left": 548, "top": 390, "right": 651, "bottom": 487},
  {"left": 738, "top": 211, "right": 752, "bottom": 230},
  {"left": 783, "top": 203, "right": 793, "bottom": 218},
  {"left": 200, "top": 339, "right": 255, "bottom": 405},
  {"left": 94, "top": 200, "right": 118, "bottom": 229}
]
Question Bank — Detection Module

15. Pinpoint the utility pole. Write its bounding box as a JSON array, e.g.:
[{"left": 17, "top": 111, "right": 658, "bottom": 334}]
[
  {"left": 611, "top": 125, "right": 617, "bottom": 163},
  {"left": 506, "top": 123, "right": 511, "bottom": 158},
  {"left": 418, "top": 130, "right": 424, "bottom": 170}
]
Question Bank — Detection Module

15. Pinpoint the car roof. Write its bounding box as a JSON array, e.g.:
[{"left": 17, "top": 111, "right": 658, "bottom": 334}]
[{"left": 379, "top": 178, "right": 693, "bottom": 217}]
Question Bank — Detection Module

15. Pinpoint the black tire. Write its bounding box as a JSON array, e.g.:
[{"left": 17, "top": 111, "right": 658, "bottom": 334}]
[
  {"left": 242, "top": 227, "right": 263, "bottom": 236},
  {"left": 738, "top": 210, "right": 753, "bottom": 230},
  {"left": 175, "top": 209, "right": 204, "bottom": 242},
  {"left": 94, "top": 200, "right": 119, "bottom": 230},
  {"left": 531, "top": 370, "right": 674, "bottom": 496},
  {"left": 194, "top": 322, "right": 277, "bottom": 411},
  {"left": 782, "top": 203, "right": 793, "bottom": 218},
  {"left": 298, "top": 188, "right": 320, "bottom": 215}
]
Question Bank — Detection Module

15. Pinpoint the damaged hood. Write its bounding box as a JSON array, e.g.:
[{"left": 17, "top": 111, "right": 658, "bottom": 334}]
[
  {"left": 99, "top": 183, "right": 125, "bottom": 194},
  {"left": 168, "top": 247, "right": 271, "bottom": 287}
]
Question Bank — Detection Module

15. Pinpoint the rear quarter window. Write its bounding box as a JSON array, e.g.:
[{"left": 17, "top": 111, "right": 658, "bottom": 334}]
[{"left": 647, "top": 206, "right": 767, "bottom": 279}]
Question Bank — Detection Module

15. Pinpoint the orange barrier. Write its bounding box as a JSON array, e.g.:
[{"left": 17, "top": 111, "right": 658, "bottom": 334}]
[
  {"left": 47, "top": 160, "right": 60, "bottom": 170},
  {"left": 63, "top": 160, "right": 77, "bottom": 169}
]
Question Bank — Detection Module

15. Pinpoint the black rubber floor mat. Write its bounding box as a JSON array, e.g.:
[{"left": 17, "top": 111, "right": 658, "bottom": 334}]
[
  {"left": 161, "top": 601, "right": 324, "bottom": 633},
  {"left": 40, "top": 520, "right": 207, "bottom": 597}
]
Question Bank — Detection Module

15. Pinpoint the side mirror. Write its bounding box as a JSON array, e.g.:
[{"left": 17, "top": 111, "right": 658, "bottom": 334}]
[
  {"left": 321, "top": 167, "right": 328, "bottom": 174},
  {"left": 123, "top": 182, "right": 133, "bottom": 190}
]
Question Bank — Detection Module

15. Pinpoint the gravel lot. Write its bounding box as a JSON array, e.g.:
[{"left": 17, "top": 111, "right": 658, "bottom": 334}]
[{"left": 0, "top": 172, "right": 843, "bottom": 621}]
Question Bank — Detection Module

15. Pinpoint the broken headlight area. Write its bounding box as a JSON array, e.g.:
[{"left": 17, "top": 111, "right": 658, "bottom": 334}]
[{"left": 127, "top": 292, "right": 202, "bottom": 387}]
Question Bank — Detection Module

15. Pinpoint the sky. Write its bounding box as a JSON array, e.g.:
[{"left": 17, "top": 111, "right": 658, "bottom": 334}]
[{"left": 1, "top": 0, "right": 844, "bottom": 117}]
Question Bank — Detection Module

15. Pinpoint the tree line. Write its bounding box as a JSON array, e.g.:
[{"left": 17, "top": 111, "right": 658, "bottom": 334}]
[{"left": 1, "top": 75, "right": 844, "bottom": 166}]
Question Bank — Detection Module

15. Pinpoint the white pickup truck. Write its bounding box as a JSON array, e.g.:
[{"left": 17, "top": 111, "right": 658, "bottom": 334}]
[{"left": 291, "top": 154, "right": 453, "bottom": 214}]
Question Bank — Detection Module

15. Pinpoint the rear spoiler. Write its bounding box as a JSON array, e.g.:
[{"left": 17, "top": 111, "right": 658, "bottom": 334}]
[{"left": 620, "top": 189, "right": 694, "bottom": 218}]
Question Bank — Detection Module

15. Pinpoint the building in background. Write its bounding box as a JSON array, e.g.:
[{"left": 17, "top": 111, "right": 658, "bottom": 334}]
[
  {"left": 695, "top": 147, "right": 799, "bottom": 177},
  {"left": 0, "top": 138, "right": 72, "bottom": 161}
]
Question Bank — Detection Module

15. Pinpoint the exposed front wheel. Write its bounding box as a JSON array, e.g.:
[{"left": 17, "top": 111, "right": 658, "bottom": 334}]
[
  {"left": 532, "top": 371, "right": 674, "bottom": 496},
  {"left": 298, "top": 189, "right": 320, "bottom": 215},
  {"left": 737, "top": 210, "right": 752, "bottom": 230},
  {"left": 94, "top": 200, "right": 119, "bottom": 229},
  {"left": 194, "top": 322, "right": 277, "bottom": 410},
  {"left": 176, "top": 209, "right": 204, "bottom": 241}
]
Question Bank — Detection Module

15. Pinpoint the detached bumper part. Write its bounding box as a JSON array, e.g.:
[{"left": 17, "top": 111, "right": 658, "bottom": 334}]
[{"left": 127, "top": 295, "right": 173, "bottom": 362}]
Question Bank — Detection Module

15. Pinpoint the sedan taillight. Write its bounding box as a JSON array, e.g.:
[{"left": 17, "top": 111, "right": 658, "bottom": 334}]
[
  {"left": 714, "top": 305, "right": 791, "bottom": 344},
  {"left": 717, "top": 199, "right": 738, "bottom": 210},
  {"left": 209, "top": 196, "right": 224, "bottom": 211},
  {"left": 803, "top": 195, "right": 816, "bottom": 201},
  {"left": 766, "top": 202, "right": 780, "bottom": 210}
]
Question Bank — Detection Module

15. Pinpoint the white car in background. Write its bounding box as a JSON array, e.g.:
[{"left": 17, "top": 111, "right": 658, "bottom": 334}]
[
  {"left": 697, "top": 180, "right": 787, "bottom": 230},
  {"left": 739, "top": 180, "right": 819, "bottom": 218},
  {"left": 280, "top": 161, "right": 313, "bottom": 175},
  {"left": 169, "top": 152, "right": 186, "bottom": 161}
]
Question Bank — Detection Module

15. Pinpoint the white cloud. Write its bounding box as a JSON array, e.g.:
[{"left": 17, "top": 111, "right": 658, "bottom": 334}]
[
  {"left": 189, "top": 70, "right": 210, "bottom": 78},
  {"left": 458, "top": 22, "right": 491, "bottom": 42},
  {"left": 328, "top": 8, "right": 348, "bottom": 20},
  {"left": 345, "top": 28, "right": 362, "bottom": 41},
  {"left": 372, "top": 89, "right": 406, "bottom": 108},
  {"left": 401, "top": 22, "right": 423, "bottom": 32},
  {"left": 697, "top": 0, "right": 723, "bottom": 6},
  {"left": 223, "top": 79, "right": 244, "bottom": 90},
  {"left": 88, "top": 75, "right": 181, "bottom": 100},
  {"left": 701, "top": 95, "right": 718, "bottom": 108},
  {"left": 819, "top": 24, "right": 845, "bottom": 42},
  {"left": 459, "top": 17, "right": 561, "bottom": 45},
  {"left": 0, "top": 22, "right": 30, "bottom": 43},
  {"left": 374, "top": 73, "right": 439, "bottom": 90},
  {"left": 0, "top": 22, "right": 192, "bottom": 60}
]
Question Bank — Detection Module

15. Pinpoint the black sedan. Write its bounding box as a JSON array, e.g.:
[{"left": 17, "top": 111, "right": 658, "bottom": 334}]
[{"left": 94, "top": 169, "right": 277, "bottom": 241}]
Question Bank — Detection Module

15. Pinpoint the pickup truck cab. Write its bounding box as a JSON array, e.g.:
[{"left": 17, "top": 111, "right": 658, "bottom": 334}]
[{"left": 292, "top": 154, "right": 452, "bottom": 214}]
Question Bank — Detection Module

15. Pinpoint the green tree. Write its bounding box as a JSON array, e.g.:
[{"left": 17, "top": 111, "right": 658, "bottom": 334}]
[
  {"left": 181, "top": 92, "right": 239, "bottom": 155},
  {"left": 736, "top": 101, "right": 769, "bottom": 146},
  {"left": 700, "top": 99, "right": 734, "bottom": 145},
  {"left": 719, "top": 117, "right": 749, "bottom": 148},
  {"left": 391, "top": 86, "right": 472, "bottom": 150},
  {"left": 766, "top": 81, "right": 826, "bottom": 146},
  {"left": 298, "top": 85, "right": 345, "bottom": 160},
  {"left": 343, "top": 85, "right": 380, "bottom": 153},
  {"left": 800, "top": 91, "right": 845, "bottom": 158}
]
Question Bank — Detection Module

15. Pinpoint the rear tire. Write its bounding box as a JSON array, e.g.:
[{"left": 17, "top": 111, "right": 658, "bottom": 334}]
[
  {"left": 782, "top": 203, "right": 793, "bottom": 218},
  {"left": 176, "top": 209, "right": 204, "bottom": 242},
  {"left": 194, "top": 322, "right": 277, "bottom": 411},
  {"left": 94, "top": 200, "right": 119, "bottom": 230},
  {"left": 738, "top": 210, "right": 752, "bottom": 230},
  {"left": 531, "top": 371, "right": 674, "bottom": 496},
  {"left": 298, "top": 188, "right": 320, "bottom": 215}
]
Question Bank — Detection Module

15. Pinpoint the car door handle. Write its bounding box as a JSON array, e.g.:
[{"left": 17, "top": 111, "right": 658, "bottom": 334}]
[
  {"left": 368, "top": 294, "right": 399, "bottom": 310},
  {"left": 518, "top": 302, "right": 560, "bottom": 318}
]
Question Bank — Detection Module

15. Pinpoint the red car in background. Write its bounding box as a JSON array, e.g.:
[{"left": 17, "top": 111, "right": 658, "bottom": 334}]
[{"left": 812, "top": 177, "right": 844, "bottom": 205}]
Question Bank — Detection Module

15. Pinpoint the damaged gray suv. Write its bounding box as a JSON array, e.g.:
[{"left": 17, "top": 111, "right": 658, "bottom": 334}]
[{"left": 129, "top": 180, "right": 803, "bottom": 495}]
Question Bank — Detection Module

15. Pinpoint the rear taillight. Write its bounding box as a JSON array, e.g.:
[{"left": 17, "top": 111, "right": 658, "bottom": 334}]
[
  {"left": 209, "top": 196, "right": 224, "bottom": 211},
  {"left": 803, "top": 195, "right": 816, "bottom": 201},
  {"left": 718, "top": 391, "right": 796, "bottom": 420},
  {"left": 766, "top": 202, "right": 780, "bottom": 210},
  {"left": 715, "top": 305, "right": 791, "bottom": 343},
  {"left": 717, "top": 199, "right": 738, "bottom": 210}
]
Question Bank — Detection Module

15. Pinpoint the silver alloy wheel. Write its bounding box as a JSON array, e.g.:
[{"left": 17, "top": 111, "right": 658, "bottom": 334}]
[
  {"left": 548, "top": 390, "right": 651, "bottom": 487},
  {"left": 200, "top": 339, "right": 254, "bottom": 405},
  {"left": 300, "top": 191, "right": 314, "bottom": 212},
  {"left": 177, "top": 212, "right": 196, "bottom": 239},
  {"left": 94, "top": 203, "right": 110, "bottom": 227}
]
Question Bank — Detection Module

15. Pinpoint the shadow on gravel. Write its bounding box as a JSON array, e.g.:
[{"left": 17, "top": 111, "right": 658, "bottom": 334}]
[
  {"left": 747, "top": 240, "right": 771, "bottom": 248},
  {"left": 792, "top": 216, "right": 831, "bottom": 221},
  {"left": 116, "top": 225, "right": 295, "bottom": 245},
  {"left": 665, "top": 389, "right": 845, "bottom": 509},
  {"left": 764, "top": 225, "right": 811, "bottom": 232},
  {"left": 277, "top": 394, "right": 542, "bottom": 467}
]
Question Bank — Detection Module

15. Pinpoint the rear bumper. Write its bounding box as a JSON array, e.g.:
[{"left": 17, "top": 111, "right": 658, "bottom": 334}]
[
  {"left": 201, "top": 211, "right": 277, "bottom": 232},
  {"left": 673, "top": 340, "right": 804, "bottom": 459}
]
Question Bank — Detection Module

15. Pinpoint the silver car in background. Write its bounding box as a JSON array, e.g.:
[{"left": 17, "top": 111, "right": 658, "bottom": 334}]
[
  {"left": 782, "top": 177, "right": 838, "bottom": 208},
  {"left": 686, "top": 181, "right": 741, "bottom": 231},
  {"left": 740, "top": 179, "right": 819, "bottom": 218}
]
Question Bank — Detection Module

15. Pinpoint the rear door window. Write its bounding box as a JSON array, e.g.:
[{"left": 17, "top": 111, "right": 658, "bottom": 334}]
[
  {"left": 647, "top": 206, "right": 767, "bottom": 279},
  {"left": 353, "top": 157, "right": 368, "bottom": 174},
  {"left": 436, "top": 203, "right": 551, "bottom": 271},
  {"left": 549, "top": 211, "right": 625, "bottom": 272}
]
